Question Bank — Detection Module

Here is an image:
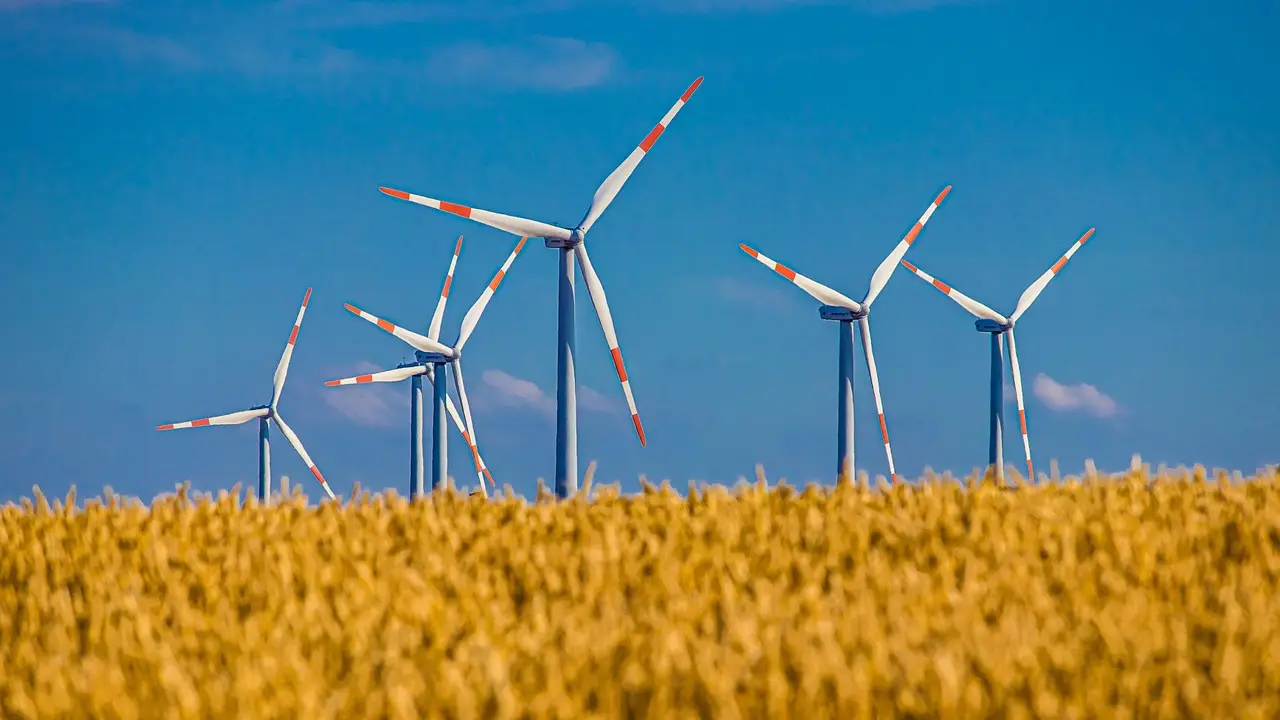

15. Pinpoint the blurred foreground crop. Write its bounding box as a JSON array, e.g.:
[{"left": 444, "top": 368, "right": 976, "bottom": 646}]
[{"left": 2, "top": 464, "right": 1280, "bottom": 719}]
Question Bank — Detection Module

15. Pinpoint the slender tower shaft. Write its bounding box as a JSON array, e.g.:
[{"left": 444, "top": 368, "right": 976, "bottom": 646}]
[
  {"left": 410, "top": 374, "right": 424, "bottom": 499},
  {"left": 555, "top": 247, "right": 578, "bottom": 498},
  {"left": 432, "top": 366, "right": 448, "bottom": 492},
  {"left": 836, "top": 319, "right": 856, "bottom": 482},
  {"left": 258, "top": 416, "right": 271, "bottom": 501},
  {"left": 989, "top": 331, "right": 1005, "bottom": 483}
]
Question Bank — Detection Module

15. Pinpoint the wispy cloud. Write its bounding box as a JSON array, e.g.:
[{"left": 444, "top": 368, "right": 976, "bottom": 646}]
[
  {"left": 479, "top": 369, "right": 621, "bottom": 416},
  {"left": 0, "top": 0, "right": 115, "bottom": 10},
  {"left": 1032, "top": 372, "right": 1120, "bottom": 418},
  {"left": 3, "top": 0, "right": 980, "bottom": 85},
  {"left": 707, "top": 275, "right": 803, "bottom": 311},
  {"left": 427, "top": 37, "right": 619, "bottom": 92},
  {"left": 320, "top": 361, "right": 411, "bottom": 428}
]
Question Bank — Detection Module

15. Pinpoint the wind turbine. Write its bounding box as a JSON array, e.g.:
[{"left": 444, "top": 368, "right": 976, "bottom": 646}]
[
  {"left": 377, "top": 76, "right": 704, "bottom": 498},
  {"left": 324, "top": 235, "right": 499, "bottom": 499},
  {"left": 739, "top": 186, "right": 952, "bottom": 484},
  {"left": 335, "top": 236, "right": 529, "bottom": 498},
  {"left": 156, "top": 288, "right": 337, "bottom": 502},
  {"left": 899, "top": 227, "right": 1096, "bottom": 483}
]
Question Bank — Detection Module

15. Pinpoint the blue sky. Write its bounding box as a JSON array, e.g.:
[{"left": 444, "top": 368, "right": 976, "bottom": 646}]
[{"left": 2, "top": 0, "right": 1277, "bottom": 502}]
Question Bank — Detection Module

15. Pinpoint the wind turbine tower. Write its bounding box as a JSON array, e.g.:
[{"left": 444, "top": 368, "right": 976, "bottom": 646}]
[
  {"left": 377, "top": 77, "right": 703, "bottom": 497},
  {"left": 740, "top": 186, "right": 951, "bottom": 483},
  {"left": 325, "top": 236, "right": 496, "bottom": 499},
  {"left": 899, "top": 228, "right": 1097, "bottom": 483},
  {"left": 156, "top": 288, "right": 337, "bottom": 502},
  {"left": 332, "top": 236, "right": 529, "bottom": 498}
]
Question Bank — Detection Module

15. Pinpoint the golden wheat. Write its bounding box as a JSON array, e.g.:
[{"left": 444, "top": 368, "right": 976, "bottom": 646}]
[{"left": 2, "top": 465, "right": 1279, "bottom": 719}]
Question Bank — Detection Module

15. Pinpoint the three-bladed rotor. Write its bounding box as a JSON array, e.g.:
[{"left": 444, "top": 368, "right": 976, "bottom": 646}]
[
  {"left": 335, "top": 236, "right": 529, "bottom": 493},
  {"left": 156, "top": 288, "right": 338, "bottom": 501},
  {"left": 898, "top": 227, "right": 1098, "bottom": 480},
  {"left": 377, "top": 76, "right": 704, "bottom": 448}
]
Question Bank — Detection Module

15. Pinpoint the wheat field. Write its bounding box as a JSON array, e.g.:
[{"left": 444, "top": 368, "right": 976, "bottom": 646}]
[{"left": 2, "top": 464, "right": 1279, "bottom": 719}]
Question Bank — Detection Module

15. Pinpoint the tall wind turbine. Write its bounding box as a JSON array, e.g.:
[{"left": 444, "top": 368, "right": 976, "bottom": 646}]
[
  {"left": 739, "top": 186, "right": 952, "bottom": 484},
  {"left": 377, "top": 76, "right": 703, "bottom": 497},
  {"left": 335, "top": 236, "right": 529, "bottom": 498},
  {"left": 899, "top": 227, "right": 1096, "bottom": 483},
  {"left": 156, "top": 288, "right": 338, "bottom": 502},
  {"left": 324, "top": 235, "right": 496, "bottom": 499}
]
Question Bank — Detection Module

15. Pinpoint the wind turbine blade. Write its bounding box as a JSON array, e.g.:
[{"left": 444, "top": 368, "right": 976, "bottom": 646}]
[
  {"left": 426, "top": 364, "right": 494, "bottom": 488},
  {"left": 1005, "top": 328, "right": 1033, "bottom": 480},
  {"left": 577, "top": 77, "right": 703, "bottom": 235},
  {"left": 899, "top": 260, "right": 1009, "bottom": 324},
  {"left": 449, "top": 359, "right": 488, "bottom": 495},
  {"left": 863, "top": 185, "right": 952, "bottom": 308},
  {"left": 378, "top": 187, "right": 572, "bottom": 241},
  {"left": 1009, "top": 228, "right": 1096, "bottom": 324},
  {"left": 428, "top": 235, "right": 464, "bottom": 342},
  {"left": 156, "top": 407, "right": 269, "bottom": 431},
  {"left": 324, "top": 365, "right": 426, "bottom": 386},
  {"left": 574, "top": 242, "right": 646, "bottom": 446},
  {"left": 455, "top": 237, "right": 528, "bottom": 351},
  {"left": 271, "top": 412, "right": 337, "bottom": 501},
  {"left": 739, "top": 244, "right": 862, "bottom": 311},
  {"left": 857, "top": 317, "right": 898, "bottom": 484},
  {"left": 344, "top": 304, "right": 455, "bottom": 357},
  {"left": 271, "top": 288, "right": 312, "bottom": 408}
]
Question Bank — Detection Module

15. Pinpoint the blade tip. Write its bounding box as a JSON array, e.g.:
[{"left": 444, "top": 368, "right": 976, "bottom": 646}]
[
  {"left": 379, "top": 186, "right": 411, "bottom": 201},
  {"left": 682, "top": 76, "right": 704, "bottom": 101},
  {"left": 323, "top": 380, "right": 339, "bottom": 387},
  {"left": 156, "top": 424, "right": 172, "bottom": 431},
  {"left": 302, "top": 287, "right": 313, "bottom": 305},
  {"left": 938, "top": 185, "right": 952, "bottom": 201},
  {"left": 343, "top": 303, "right": 359, "bottom": 314}
]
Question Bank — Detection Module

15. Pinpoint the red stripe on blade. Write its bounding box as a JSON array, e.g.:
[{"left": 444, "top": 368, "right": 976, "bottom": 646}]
[
  {"left": 638, "top": 124, "right": 665, "bottom": 152},
  {"left": 440, "top": 201, "right": 472, "bottom": 218}
]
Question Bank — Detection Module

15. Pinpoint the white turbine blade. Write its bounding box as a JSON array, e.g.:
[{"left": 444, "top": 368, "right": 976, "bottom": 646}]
[
  {"left": 156, "top": 407, "right": 268, "bottom": 431},
  {"left": 271, "top": 288, "right": 312, "bottom": 408},
  {"left": 324, "top": 365, "right": 426, "bottom": 386},
  {"left": 426, "top": 365, "right": 496, "bottom": 490},
  {"left": 574, "top": 242, "right": 646, "bottom": 446},
  {"left": 344, "top": 303, "right": 455, "bottom": 357},
  {"left": 271, "top": 412, "right": 337, "bottom": 501},
  {"left": 577, "top": 77, "right": 704, "bottom": 235},
  {"left": 857, "top": 317, "right": 898, "bottom": 484},
  {"left": 455, "top": 237, "right": 528, "bottom": 351},
  {"left": 1009, "top": 228, "right": 1096, "bottom": 324},
  {"left": 899, "top": 259, "right": 1008, "bottom": 324},
  {"left": 863, "top": 186, "right": 952, "bottom": 308},
  {"left": 449, "top": 359, "right": 488, "bottom": 496},
  {"left": 739, "top": 244, "right": 862, "bottom": 311},
  {"left": 1005, "top": 328, "right": 1033, "bottom": 481},
  {"left": 428, "top": 235, "right": 464, "bottom": 342},
  {"left": 378, "top": 187, "right": 572, "bottom": 242}
]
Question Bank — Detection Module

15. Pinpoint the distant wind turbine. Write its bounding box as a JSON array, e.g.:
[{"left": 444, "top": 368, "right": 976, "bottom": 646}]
[
  {"left": 740, "top": 186, "right": 952, "bottom": 483},
  {"left": 899, "top": 227, "right": 1097, "bottom": 483},
  {"left": 156, "top": 288, "right": 337, "bottom": 502},
  {"left": 335, "top": 236, "right": 529, "bottom": 498},
  {"left": 324, "top": 235, "right": 495, "bottom": 499},
  {"left": 377, "top": 76, "right": 704, "bottom": 497}
]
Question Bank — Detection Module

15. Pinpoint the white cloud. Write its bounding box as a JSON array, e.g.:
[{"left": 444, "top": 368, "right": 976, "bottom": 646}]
[
  {"left": 710, "top": 275, "right": 801, "bottom": 311},
  {"left": 320, "top": 361, "right": 411, "bottom": 428},
  {"left": 426, "top": 37, "right": 619, "bottom": 92},
  {"left": 1032, "top": 372, "right": 1120, "bottom": 418},
  {"left": 479, "top": 369, "right": 621, "bottom": 416}
]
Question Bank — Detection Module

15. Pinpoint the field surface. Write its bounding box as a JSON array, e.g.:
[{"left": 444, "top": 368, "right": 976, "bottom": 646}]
[{"left": 2, "top": 467, "right": 1279, "bottom": 719}]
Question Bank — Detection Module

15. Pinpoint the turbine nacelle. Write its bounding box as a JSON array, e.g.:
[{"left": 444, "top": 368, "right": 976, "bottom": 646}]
[
  {"left": 414, "top": 350, "right": 453, "bottom": 365},
  {"left": 974, "top": 318, "right": 1013, "bottom": 334},
  {"left": 545, "top": 230, "right": 584, "bottom": 249},
  {"left": 819, "top": 305, "right": 869, "bottom": 322}
]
